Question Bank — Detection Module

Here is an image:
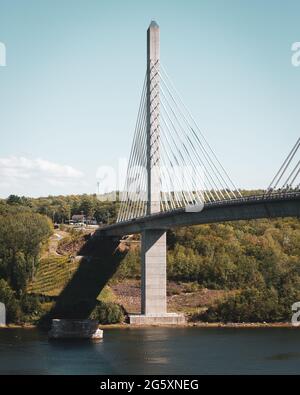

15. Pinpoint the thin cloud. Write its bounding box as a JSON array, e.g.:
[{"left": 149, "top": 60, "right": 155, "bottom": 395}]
[{"left": 0, "top": 156, "right": 84, "bottom": 196}]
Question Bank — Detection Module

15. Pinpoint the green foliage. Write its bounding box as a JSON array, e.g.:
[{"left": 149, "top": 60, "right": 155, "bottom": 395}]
[
  {"left": 20, "top": 294, "right": 42, "bottom": 316},
  {"left": 90, "top": 301, "right": 124, "bottom": 324},
  {"left": 166, "top": 219, "right": 300, "bottom": 322},
  {"left": 0, "top": 210, "right": 53, "bottom": 293},
  {"left": 167, "top": 219, "right": 300, "bottom": 290},
  {"left": 182, "top": 282, "right": 201, "bottom": 293},
  {"left": 115, "top": 249, "right": 141, "bottom": 279},
  {"left": 27, "top": 256, "right": 78, "bottom": 296},
  {"left": 97, "top": 286, "right": 116, "bottom": 303},
  {"left": 6, "top": 195, "right": 32, "bottom": 207},
  {"left": 0, "top": 202, "right": 53, "bottom": 324},
  {"left": 201, "top": 285, "right": 300, "bottom": 323},
  {"left": 25, "top": 194, "right": 119, "bottom": 224},
  {"left": 111, "top": 217, "right": 300, "bottom": 323},
  {"left": 1, "top": 192, "right": 300, "bottom": 324}
]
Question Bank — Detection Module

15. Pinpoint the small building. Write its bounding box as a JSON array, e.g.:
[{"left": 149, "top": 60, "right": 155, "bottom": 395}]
[
  {"left": 69, "top": 214, "right": 98, "bottom": 226},
  {"left": 71, "top": 214, "right": 86, "bottom": 224}
]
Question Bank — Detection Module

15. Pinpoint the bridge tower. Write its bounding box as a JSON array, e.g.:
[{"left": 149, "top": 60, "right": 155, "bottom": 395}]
[{"left": 129, "top": 21, "right": 185, "bottom": 325}]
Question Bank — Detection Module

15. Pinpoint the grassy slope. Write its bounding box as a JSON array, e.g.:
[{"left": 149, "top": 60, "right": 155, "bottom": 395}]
[
  {"left": 28, "top": 230, "right": 124, "bottom": 324},
  {"left": 29, "top": 253, "right": 227, "bottom": 318},
  {"left": 27, "top": 256, "right": 80, "bottom": 297}
]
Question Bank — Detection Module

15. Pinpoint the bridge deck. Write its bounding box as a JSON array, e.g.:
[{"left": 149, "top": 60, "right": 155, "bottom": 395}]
[{"left": 102, "top": 192, "right": 300, "bottom": 236}]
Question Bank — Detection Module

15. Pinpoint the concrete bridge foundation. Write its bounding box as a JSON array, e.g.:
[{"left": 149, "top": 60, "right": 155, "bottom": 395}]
[{"left": 129, "top": 229, "right": 185, "bottom": 325}]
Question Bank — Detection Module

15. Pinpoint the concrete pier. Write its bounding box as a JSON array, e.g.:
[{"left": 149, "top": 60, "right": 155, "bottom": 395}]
[
  {"left": 129, "top": 313, "right": 186, "bottom": 325},
  {"left": 129, "top": 230, "right": 185, "bottom": 325},
  {"left": 48, "top": 319, "right": 103, "bottom": 340},
  {"left": 129, "top": 228, "right": 185, "bottom": 325},
  {"left": 141, "top": 230, "right": 167, "bottom": 315}
]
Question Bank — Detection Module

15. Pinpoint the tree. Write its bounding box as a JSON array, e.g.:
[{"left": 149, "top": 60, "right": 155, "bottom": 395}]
[
  {"left": 6, "top": 195, "right": 31, "bottom": 207},
  {"left": 91, "top": 301, "right": 124, "bottom": 324},
  {"left": 0, "top": 211, "right": 53, "bottom": 293}
]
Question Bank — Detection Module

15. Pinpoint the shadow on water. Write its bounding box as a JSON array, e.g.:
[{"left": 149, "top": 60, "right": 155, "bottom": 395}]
[{"left": 40, "top": 231, "right": 128, "bottom": 328}]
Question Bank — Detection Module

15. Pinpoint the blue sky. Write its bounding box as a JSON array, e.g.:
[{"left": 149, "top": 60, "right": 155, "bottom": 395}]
[{"left": 0, "top": 0, "right": 299, "bottom": 197}]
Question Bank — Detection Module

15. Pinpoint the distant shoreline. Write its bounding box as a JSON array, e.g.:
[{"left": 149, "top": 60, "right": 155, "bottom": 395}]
[
  {"left": 1, "top": 322, "right": 299, "bottom": 330},
  {"left": 101, "top": 322, "right": 300, "bottom": 329}
]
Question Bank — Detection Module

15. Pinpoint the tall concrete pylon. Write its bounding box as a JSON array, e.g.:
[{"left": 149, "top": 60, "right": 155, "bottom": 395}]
[
  {"left": 146, "top": 20, "right": 161, "bottom": 216},
  {"left": 129, "top": 22, "right": 185, "bottom": 325}
]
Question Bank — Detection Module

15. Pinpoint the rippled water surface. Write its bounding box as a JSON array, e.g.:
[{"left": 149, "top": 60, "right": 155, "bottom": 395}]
[{"left": 1, "top": 327, "right": 300, "bottom": 374}]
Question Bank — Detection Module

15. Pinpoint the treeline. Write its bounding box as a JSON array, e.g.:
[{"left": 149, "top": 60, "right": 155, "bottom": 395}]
[
  {"left": 0, "top": 190, "right": 263, "bottom": 224},
  {"left": 2, "top": 192, "right": 300, "bottom": 323},
  {"left": 0, "top": 203, "right": 53, "bottom": 322},
  {"left": 168, "top": 219, "right": 300, "bottom": 322},
  {"left": 4, "top": 194, "right": 119, "bottom": 224},
  {"left": 3, "top": 190, "right": 265, "bottom": 225},
  {"left": 167, "top": 219, "right": 300, "bottom": 287}
]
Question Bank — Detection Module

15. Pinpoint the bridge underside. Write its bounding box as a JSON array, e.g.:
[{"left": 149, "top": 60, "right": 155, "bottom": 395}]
[{"left": 103, "top": 196, "right": 300, "bottom": 237}]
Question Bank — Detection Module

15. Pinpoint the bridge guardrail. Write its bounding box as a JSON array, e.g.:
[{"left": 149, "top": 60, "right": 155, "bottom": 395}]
[{"left": 104, "top": 191, "right": 300, "bottom": 229}]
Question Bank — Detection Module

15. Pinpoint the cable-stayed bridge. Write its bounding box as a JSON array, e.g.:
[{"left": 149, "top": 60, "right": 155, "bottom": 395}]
[{"left": 101, "top": 21, "right": 300, "bottom": 325}]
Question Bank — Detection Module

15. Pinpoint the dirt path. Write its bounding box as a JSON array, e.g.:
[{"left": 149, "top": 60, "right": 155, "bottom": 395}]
[{"left": 42, "top": 230, "right": 68, "bottom": 258}]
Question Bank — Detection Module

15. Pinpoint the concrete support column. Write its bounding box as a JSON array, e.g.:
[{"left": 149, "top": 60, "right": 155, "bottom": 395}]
[{"left": 141, "top": 229, "right": 166, "bottom": 315}]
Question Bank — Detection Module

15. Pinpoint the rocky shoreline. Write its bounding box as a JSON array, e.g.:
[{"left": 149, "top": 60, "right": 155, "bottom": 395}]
[
  {"left": 1, "top": 321, "right": 299, "bottom": 330},
  {"left": 101, "top": 322, "right": 299, "bottom": 329}
]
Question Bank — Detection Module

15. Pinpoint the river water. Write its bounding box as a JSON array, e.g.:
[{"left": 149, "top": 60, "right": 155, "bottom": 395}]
[{"left": 1, "top": 327, "right": 300, "bottom": 374}]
